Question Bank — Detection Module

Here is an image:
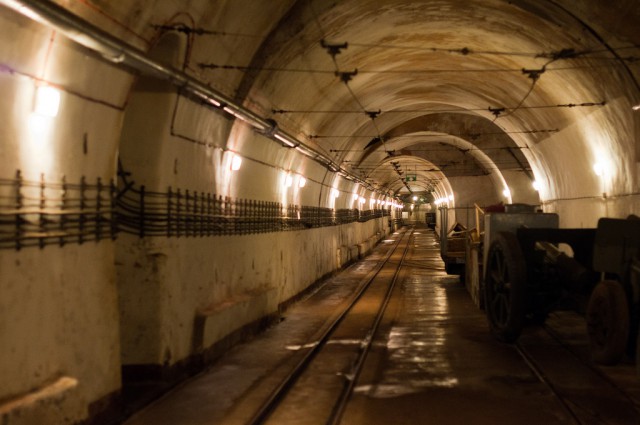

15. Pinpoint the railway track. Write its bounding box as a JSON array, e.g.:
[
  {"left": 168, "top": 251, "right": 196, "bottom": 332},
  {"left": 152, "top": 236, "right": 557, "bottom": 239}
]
[
  {"left": 515, "top": 319, "right": 640, "bottom": 424},
  {"left": 245, "top": 227, "right": 415, "bottom": 425}
]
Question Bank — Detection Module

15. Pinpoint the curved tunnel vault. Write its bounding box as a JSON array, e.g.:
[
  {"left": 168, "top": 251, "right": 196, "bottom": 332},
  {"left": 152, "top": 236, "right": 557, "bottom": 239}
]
[
  {"left": 234, "top": 0, "right": 640, "bottom": 225},
  {"left": 0, "top": 0, "right": 639, "bottom": 423}
]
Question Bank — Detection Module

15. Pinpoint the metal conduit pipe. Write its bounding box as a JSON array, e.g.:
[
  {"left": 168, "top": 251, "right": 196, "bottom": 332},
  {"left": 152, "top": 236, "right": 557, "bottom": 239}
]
[{"left": 1, "top": 0, "right": 385, "bottom": 196}]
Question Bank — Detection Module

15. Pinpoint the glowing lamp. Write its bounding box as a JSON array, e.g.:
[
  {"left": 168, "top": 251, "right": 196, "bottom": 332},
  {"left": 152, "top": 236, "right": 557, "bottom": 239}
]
[
  {"left": 593, "top": 162, "right": 604, "bottom": 176},
  {"left": 503, "top": 188, "right": 511, "bottom": 198},
  {"left": 34, "top": 85, "right": 60, "bottom": 117},
  {"left": 298, "top": 176, "right": 306, "bottom": 188},
  {"left": 230, "top": 154, "right": 242, "bottom": 171}
]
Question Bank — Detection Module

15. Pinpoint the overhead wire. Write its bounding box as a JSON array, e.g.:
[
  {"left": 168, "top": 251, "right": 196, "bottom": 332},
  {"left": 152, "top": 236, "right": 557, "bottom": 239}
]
[
  {"left": 491, "top": 55, "right": 560, "bottom": 120},
  {"left": 331, "top": 146, "right": 530, "bottom": 153},
  {"left": 272, "top": 101, "right": 604, "bottom": 115},
  {"left": 316, "top": 29, "right": 400, "bottom": 181},
  {"left": 154, "top": 23, "right": 639, "bottom": 58},
  {"left": 197, "top": 61, "right": 633, "bottom": 76},
  {"left": 159, "top": 20, "right": 632, "bottom": 186},
  {"left": 309, "top": 129, "right": 559, "bottom": 139},
  {"left": 187, "top": 18, "right": 633, "bottom": 192}
]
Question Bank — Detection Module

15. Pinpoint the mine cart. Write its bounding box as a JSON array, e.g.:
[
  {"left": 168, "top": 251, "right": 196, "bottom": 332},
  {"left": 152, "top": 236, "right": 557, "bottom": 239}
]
[{"left": 482, "top": 210, "right": 640, "bottom": 366}]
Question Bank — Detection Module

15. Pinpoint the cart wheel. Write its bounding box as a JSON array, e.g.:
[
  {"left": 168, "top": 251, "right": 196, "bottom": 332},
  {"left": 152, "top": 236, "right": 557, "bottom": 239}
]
[
  {"left": 484, "top": 232, "right": 526, "bottom": 342},
  {"left": 586, "top": 280, "right": 629, "bottom": 365}
]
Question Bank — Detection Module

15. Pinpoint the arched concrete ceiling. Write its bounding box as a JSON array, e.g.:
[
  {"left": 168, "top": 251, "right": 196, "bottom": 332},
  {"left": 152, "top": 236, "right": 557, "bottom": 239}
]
[
  {"left": 192, "top": 0, "right": 639, "bottom": 202},
  {"left": 26, "top": 0, "right": 637, "bottom": 206}
]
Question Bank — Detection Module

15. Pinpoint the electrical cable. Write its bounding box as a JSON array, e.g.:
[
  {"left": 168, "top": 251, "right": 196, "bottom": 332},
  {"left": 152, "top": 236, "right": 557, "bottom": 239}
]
[
  {"left": 197, "top": 61, "right": 631, "bottom": 76},
  {"left": 310, "top": 129, "right": 559, "bottom": 139},
  {"left": 154, "top": 23, "right": 639, "bottom": 59},
  {"left": 273, "top": 101, "right": 603, "bottom": 115},
  {"left": 331, "top": 146, "right": 530, "bottom": 153},
  {"left": 317, "top": 35, "right": 402, "bottom": 183}
]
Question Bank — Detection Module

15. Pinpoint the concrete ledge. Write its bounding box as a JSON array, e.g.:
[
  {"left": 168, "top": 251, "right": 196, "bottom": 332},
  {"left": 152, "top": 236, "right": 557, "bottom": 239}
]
[
  {"left": 196, "top": 286, "right": 277, "bottom": 352},
  {"left": 338, "top": 245, "right": 360, "bottom": 267},
  {"left": 0, "top": 377, "right": 81, "bottom": 425}
]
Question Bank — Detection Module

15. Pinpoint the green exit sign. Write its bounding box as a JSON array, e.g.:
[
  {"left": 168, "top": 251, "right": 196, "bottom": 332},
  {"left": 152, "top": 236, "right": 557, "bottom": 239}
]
[{"left": 405, "top": 175, "right": 417, "bottom": 182}]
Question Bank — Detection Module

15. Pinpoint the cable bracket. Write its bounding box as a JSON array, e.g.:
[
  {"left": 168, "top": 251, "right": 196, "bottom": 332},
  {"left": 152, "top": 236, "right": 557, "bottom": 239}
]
[
  {"left": 321, "top": 39, "right": 349, "bottom": 57},
  {"left": 335, "top": 69, "right": 358, "bottom": 83}
]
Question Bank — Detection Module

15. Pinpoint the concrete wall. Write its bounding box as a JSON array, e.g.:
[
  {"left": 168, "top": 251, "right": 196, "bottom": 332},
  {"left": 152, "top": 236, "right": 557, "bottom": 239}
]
[
  {"left": 0, "top": 244, "right": 120, "bottom": 425},
  {"left": 534, "top": 96, "right": 640, "bottom": 228},
  {"left": 0, "top": 9, "right": 126, "bottom": 423},
  {"left": 117, "top": 218, "right": 389, "bottom": 369}
]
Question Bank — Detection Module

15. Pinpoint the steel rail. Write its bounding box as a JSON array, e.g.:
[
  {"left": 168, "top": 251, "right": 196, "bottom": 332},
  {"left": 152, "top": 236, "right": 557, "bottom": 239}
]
[
  {"left": 517, "top": 322, "right": 640, "bottom": 423},
  {"left": 247, "top": 227, "right": 413, "bottom": 425},
  {"left": 514, "top": 342, "right": 583, "bottom": 425},
  {"left": 328, "top": 227, "right": 414, "bottom": 424},
  {"left": 541, "top": 323, "right": 640, "bottom": 410}
]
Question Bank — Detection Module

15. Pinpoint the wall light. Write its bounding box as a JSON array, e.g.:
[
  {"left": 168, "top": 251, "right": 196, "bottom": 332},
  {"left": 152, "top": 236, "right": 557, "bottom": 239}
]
[
  {"left": 284, "top": 174, "right": 293, "bottom": 188},
  {"left": 298, "top": 176, "right": 306, "bottom": 188},
  {"left": 448, "top": 194, "right": 454, "bottom": 201},
  {"left": 412, "top": 195, "right": 418, "bottom": 201},
  {"left": 532, "top": 180, "right": 541, "bottom": 191},
  {"left": 230, "top": 154, "right": 242, "bottom": 171},
  {"left": 34, "top": 85, "right": 60, "bottom": 117},
  {"left": 331, "top": 188, "right": 340, "bottom": 198},
  {"left": 502, "top": 188, "right": 511, "bottom": 198},
  {"left": 632, "top": 104, "right": 640, "bottom": 111},
  {"left": 593, "top": 162, "right": 604, "bottom": 176},
  {"left": 353, "top": 193, "right": 359, "bottom": 201}
]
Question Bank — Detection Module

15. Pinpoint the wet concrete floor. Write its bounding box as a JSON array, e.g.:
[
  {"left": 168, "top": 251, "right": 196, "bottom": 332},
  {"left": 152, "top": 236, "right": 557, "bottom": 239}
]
[{"left": 124, "top": 226, "right": 640, "bottom": 424}]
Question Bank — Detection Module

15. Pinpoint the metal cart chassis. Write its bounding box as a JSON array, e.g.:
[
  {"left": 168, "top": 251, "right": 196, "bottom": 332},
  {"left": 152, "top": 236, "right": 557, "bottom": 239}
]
[{"left": 484, "top": 217, "right": 640, "bottom": 366}]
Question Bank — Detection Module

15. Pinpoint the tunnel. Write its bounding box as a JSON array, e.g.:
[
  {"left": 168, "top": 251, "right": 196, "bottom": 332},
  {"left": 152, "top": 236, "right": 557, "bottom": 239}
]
[{"left": 1, "top": 0, "right": 639, "bottom": 424}]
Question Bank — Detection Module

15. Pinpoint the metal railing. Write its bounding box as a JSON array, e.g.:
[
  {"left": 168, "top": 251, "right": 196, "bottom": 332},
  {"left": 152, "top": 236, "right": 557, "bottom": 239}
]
[
  {"left": 0, "top": 171, "right": 390, "bottom": 250},
  {"left": 0, "top": 171, "right": 116, "bottom": 250},
  {"left": 117, "top": 184, "right": 389, "bottom": 237}
]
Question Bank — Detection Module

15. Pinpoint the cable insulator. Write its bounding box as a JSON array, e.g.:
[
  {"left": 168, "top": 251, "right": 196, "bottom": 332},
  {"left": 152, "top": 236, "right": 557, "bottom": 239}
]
[
  {"left": 488, "top": 107, "right": 505, "bottom": 117},
  {"left": 320, "top": 39, "right": 349, "bottom": 57},
  {"left": 365, "top": 109, "right": 381, "bottom": 119},
  {"left": 335, "top": 69, "right": 358, "bottom": 83},
  {"left": 522, "top": 66, "right": 546, "bottom": 80}
]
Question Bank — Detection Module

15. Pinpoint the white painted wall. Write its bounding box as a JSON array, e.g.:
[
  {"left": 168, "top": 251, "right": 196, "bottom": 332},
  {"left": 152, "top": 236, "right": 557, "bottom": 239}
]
[{"left": 117, "top": 218, "right": 389, "bottom": 366}]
